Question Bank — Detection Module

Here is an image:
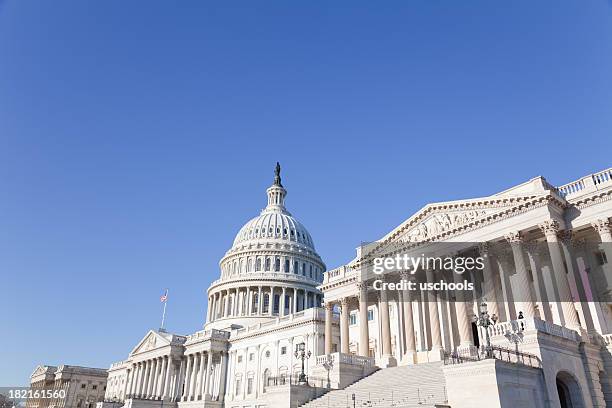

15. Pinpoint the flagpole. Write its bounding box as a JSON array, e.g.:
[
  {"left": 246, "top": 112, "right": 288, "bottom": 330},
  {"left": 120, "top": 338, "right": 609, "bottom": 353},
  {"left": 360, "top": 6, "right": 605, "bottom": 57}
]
[{"left": 160, "top": 289, "right": 168, "bottom": 331}]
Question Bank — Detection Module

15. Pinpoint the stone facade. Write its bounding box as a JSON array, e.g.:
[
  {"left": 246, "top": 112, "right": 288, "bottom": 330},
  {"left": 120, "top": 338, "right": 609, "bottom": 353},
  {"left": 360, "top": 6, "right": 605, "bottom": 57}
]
[{"left": 27, "top": 365, "right": 107, "bottom": 408}]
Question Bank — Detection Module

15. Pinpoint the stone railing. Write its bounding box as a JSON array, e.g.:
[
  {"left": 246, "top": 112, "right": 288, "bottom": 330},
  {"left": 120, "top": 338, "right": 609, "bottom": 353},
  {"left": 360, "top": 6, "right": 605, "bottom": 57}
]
[
  {"left": 109, "top": 360, "right": 130, "bottom": 370},
  {"left": 443, "top": 345, "right": 542, "bottom": 369},
  {"left": 490, "top": 318, "right": 581, "bottom": 343},
  {"left": 316, "top": 352, "right": 375, "bottom": 368},
  {"left": 323, "top": 265, "right": 356, "bottom": 283},
  {"left": 556, "top": 167, "right": 612, "bottom": 199},
  {"left": 185, "top": 328, "right": 230, "bottom": 344}
]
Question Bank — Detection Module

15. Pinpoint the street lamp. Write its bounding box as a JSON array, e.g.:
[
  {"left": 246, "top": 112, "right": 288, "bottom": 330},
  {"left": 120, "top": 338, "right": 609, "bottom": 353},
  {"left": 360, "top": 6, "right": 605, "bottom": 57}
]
[
  {"left": 294, "top": 342, "right": 312, "bottom": 384},
  {"left": 473, "top": 300, "right": 498, "bottom": 358}
]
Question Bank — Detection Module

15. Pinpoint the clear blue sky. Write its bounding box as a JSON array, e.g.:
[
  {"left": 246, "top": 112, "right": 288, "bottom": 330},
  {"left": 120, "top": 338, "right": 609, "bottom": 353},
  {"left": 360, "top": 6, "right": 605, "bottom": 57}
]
[{"left": 1, "top": 1, "right": 611, "bottom": 385}]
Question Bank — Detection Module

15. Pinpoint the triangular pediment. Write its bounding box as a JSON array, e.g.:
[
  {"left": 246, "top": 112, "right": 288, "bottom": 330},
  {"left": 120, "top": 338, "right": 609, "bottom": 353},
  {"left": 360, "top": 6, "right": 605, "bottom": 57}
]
[
  {"left": 31, "top": 365, "right": 55, "bottom": 378},
  {"left": 130, "top": 330, "right": 172, "bottom": 356}
]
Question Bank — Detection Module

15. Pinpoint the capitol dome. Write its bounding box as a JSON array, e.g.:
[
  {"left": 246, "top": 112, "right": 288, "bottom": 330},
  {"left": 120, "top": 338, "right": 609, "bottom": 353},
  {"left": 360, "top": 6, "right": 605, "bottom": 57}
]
[{"left": 205, "top": 163, "right": 325, "bottom": 330}]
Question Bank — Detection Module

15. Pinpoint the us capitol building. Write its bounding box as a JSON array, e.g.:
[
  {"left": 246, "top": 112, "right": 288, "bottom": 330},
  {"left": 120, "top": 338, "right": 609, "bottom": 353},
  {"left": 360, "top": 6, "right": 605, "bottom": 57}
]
[{"left": 96, "top": 165, "right": 612, "bottom": 408}]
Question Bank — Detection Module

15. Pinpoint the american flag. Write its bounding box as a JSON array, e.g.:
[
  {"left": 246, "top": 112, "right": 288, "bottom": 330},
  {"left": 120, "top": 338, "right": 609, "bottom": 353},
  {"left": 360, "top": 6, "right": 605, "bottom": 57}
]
[{"left": 160, "top": 289, "right": 168, "bottom": 303}]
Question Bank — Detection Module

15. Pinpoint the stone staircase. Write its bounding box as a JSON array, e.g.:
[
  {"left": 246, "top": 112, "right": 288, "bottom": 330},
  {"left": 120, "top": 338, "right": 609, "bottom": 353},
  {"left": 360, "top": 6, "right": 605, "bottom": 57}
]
[{"left": 300, "top": 362, "right": 448, "bottom": 408}]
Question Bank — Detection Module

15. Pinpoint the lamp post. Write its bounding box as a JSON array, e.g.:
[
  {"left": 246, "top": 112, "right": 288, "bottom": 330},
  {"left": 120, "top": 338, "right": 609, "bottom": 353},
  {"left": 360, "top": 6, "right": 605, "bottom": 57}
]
[
  {"left": 322, "top": 354, "right": 334, "bottom": 389},
  {"left": 473, "top": 300, "right": 498, "bottom": 358},
  {"left": 294, "top": 342, "right": 311, "bottom": 384}
]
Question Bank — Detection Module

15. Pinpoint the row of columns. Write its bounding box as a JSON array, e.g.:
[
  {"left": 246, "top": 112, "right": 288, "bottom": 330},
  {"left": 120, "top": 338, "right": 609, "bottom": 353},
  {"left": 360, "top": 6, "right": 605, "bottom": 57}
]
[
  {"left": 208, "top": 286, "right": 321, "bottom": 322},
  {"left": 323, "top": 218, "right": 612, "bottom": 361},
  {"left": 181, "top": 351, "right": 214, "bottom": 401},
  {"left": 126, "top": 356, "right": 174, "bottom": 401}
]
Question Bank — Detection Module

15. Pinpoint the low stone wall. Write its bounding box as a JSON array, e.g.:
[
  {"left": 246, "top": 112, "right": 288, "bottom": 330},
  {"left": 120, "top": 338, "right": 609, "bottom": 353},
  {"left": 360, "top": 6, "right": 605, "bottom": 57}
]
[{"left": 442, "top": 359, "right": 548, "bottom": 408}]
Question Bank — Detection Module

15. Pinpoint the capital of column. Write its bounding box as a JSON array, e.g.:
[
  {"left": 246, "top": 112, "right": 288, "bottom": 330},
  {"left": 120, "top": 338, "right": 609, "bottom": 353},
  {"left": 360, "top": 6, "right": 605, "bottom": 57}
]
[
  {"left": 504, "top": 230, "right": 524, "bottom": 243},
  {"left": 324, "top": 302, "right": 334, "bottom": 311},
  {"left": 592, "top": 218, "right": 612, "bottom": 235},
  {"left": 477, "top": 242, "right": 490, "bottom": 255},
  {"left": 538, "top": 220, "right": 560, "bottom": 239},
  {"left": 356, "top": 282, "right": 368, "bottom": 299}
]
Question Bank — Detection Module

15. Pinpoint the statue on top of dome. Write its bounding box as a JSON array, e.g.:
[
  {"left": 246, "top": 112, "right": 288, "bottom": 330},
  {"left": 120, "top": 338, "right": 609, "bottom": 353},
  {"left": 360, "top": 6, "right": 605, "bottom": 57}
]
[{"left": 274, "top": 162, "right": 282, "bottom": 187}]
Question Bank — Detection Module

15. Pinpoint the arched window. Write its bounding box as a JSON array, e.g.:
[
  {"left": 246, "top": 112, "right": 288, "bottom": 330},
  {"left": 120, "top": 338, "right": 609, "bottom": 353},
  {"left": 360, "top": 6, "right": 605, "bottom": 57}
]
[
  {"left": 309, "top": 264, "right": 313, "bottom": 278},
  {"left": 294, "top": 260, "right": 299, "bottom": 274},
  {"left": 275, "top": 257, "right": 280, "bottom": 272},
  {"left": 284, "top": 259, "right": 290, "bottom": 273},
  {"left": 265, "top": 257, "right": 271, "bottom": 271},
  {"left": 302, "top": 262, "right": 306, "bottom": 276},
  {"left": 256, "top": 257, "right": 262, "bottom": 272}
]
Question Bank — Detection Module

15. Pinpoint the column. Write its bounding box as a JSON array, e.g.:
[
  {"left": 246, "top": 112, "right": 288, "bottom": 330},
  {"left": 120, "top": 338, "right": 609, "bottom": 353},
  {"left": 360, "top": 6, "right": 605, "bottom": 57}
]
[
  {"left": 452, "top": 264, "right": 474, "bottom": 348},
  {"left": 234, "top": 288, "right": 240, "bottom": 315},
  {"left": 357, "top": 283, "right": 370, "bottom": 357},
  {"left": 525, "top": 241, "right": 553, "bottom": 322},
  {"left": 218, "top": 352, "right": 229, "bottom": 400},
  {"left": 425, "top": 268, "right": 443, "bottom": 352},
  {"left": 197, "top": 352, "right": 206, "bottom": 399},
  {"left": 324, "top": 302, "right": 333, "bottom": 354},
  {"left": 131, "top": 363, "right": 140, "bottom": 397},
  {"left": 204, "top": 352, "right": 213, "bottom": 396},
  {"left": 223, "top": 291, "right": 230, "bottom": 317},
  {"left": 592, "top": 219, "right": 612, "bottom": 300},
  {"left": 126, "top": 365, "right": 135, "bottom": 398},
  {"left": 257, "top": 286, "right": 263, "bottom": 315},
  {"left": 280, "top": 287, "right": 286, "bottom": 316},
  {"left": 293, "top": 288, "right": 298, "bottom": 313},
  {"left": 207, "top": 297, "right": 212, "bottom": 321},
  {"left": 269, "top": 286, "right": 274, "bottom": 316},
  {"left": 142, "top": 361, "right": 151, "bottom": 398},
  {"left": 245, "top": 287, "right": 251, "bottom": 315},
  {"left": 400, "top": 272, "right": 416, "bottom": 363},
  {"left": 378, "top": 284, "right": 395, "bottom": 366},
  {"left": 539, "top": 221, "right": 580, "bottom": 329},
  {"left": 560, "top": 231, "right": 595, "bottom": 332},
  {"left": 138, "top": 362, "right": 146, "bottom": 397},
  {"left": 189, "top": 354, "right": 199, "bottom": 400},
  {"left": 162, "top": 357, "right": 172, "bottom": 400},
  {"left": 505, "top": 231, "right": 537, "bottom": 319},
  {"left": 340, "top": 298, "right": 350, "bottom": 353},
  {"left": 592, "top": 218, "right": 612, "bottom": 260},
  {"left": 182, "top": 355, "right": 192, "bottom": 400}
]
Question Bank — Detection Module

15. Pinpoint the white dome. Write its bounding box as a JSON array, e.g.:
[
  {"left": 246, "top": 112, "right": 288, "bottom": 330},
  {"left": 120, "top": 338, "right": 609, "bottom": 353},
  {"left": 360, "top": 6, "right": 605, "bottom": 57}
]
[{"left": 232, "top": 210, "right": 315, "bottom": 249}]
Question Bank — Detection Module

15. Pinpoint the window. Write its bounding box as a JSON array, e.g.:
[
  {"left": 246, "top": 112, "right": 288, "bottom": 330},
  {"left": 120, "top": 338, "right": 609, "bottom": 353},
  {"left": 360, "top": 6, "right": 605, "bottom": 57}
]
[
  {"left": 294, "top": 261, "right": 299, "bottom": 274},
  {"left": 349, "top": 313, "right": 357, "bottom": 325},
  {"left": 92, "top": 385, "right": 97, "bottom": 390},
  {"left": 367, "top": 310, "right": 374, "bottom": 321},
  {"left": 81, "top": 384, "right": 86, "bottom": 389},
  {"left": 265, "top": 257, "right": 271, "bottom": 270},
  {"left": 237, "top": 355, "right": 243, "bottom": 363},
  {"left": 309, "top": 264, "right": 313, "bottom": 278},
  {"left": 281, "top": 346, "right": 287, "bottom": 355},
  {"left": 265, "top": 350, "right": 271, "bottom": 358},
  {"left": 256, "top": 257, "right": 262, "bottom": 271},
  {"left": 235, "top": 379, "right": 242, "bottom": 395},
  {"left": 249, "top": 353, "right": 254, "bottom": 361},
  {"left": 302, "top": 263, "right": 306, "bottom": 276},
  {"left": 275, "top": 257, "right": 280, "bottom": 272},
  {"left": 247, "top": 378, "right": 254, "bottom": 394}
]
